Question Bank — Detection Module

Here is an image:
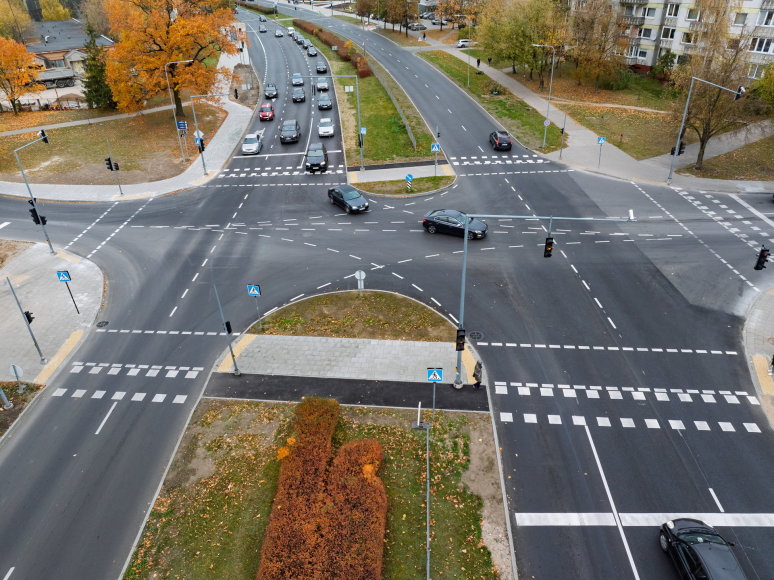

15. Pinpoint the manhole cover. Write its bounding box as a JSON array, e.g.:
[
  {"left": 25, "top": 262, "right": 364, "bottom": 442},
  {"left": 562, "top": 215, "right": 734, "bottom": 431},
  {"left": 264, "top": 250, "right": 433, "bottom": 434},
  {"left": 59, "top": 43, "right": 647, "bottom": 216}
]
[
  {"left": 96, "top": 321, "right": 109, "bottom": 328},
  {"left": 468, "top": 330, "right": 484, "bottom": 341}
]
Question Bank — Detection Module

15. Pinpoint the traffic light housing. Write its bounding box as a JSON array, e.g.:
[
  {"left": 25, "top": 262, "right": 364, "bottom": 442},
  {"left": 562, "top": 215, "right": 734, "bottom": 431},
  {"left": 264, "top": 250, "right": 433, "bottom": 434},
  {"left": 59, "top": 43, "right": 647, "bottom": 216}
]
[
  {"left": 29, "top": 208, "right": 41, "bottom": 224},
  {"left": 24, "top": 311, "right": 34, "bottom": 324},
  {"left": 196, "top": 138, "right": 206, "bottom": 153},
  {"left": 455, "top": 328, "right": 465, "bottom": 351},
  {"left": 105, "top": 157, "right": 114, "bottom": 171},
  {"left": 734, "top": 85, "right": 746, "bottom": 101},
  {"left": 678, "top": 141, "right": 686, "bottom": 155},
  {"left": 544, "top": 236, "right": 554, "bottom": 258},
  {"left": 113, "top": 162, "right": 119, "bottom": 171},
  {"left": 358, "top": 133, "right": 363, "bottom": 148},
  {"left": 224, "top": 320, "right": 232, "bottom": 334},
  {"left": 754, "top": 247, "right": 770, "bottom": 270}
]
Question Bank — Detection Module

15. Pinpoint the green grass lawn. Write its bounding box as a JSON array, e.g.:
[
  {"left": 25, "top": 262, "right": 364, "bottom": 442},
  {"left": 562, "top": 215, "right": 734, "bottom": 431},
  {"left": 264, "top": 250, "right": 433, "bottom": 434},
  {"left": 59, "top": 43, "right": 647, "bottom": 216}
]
[
  {"left": 354, "top": 174, "right": 454, "bottom": 195},
  {"left": 419, "top": 50, "right": 563, "bottom": 152},
  {"left": 678, "top": 134, "right": 774, "bottom": 181}
]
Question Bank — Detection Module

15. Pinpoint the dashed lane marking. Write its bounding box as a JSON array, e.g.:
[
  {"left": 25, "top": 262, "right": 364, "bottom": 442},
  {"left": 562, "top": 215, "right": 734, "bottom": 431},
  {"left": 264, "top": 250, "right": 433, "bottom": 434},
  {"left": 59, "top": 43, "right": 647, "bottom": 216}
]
[{"left": 477, "top": 342, "right": 736, "bottom": 355}]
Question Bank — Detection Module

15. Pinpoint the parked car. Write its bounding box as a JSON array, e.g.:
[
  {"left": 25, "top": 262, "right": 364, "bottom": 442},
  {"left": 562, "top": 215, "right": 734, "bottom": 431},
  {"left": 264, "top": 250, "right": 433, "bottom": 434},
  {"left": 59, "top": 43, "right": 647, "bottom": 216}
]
[
  {"left": 431, "top": 18, "right": 443, "bottom": 25},
  {"left": 316, "top": 62, "right": 328, "bottom": 74},
  {"left": 456, "top": 39, "right": 472, "bottom": 48},
  {"left": 422, "top": 209, "right": 488, "bottom": 239},
  {"left": 307, "top": 46, "right": 318, "bottom": 56},
  {"left": 241, "top": 133, "right": 263, "bottom": 155},
  {"left": 305, "top": 142, "right": 329, "bottom": 173},
  {"left": 317, "top": 93, "right": 333, "bottom": 110},
  {"left": 264, "top": 82, "right": 278, "bottom": 98},
  {"left": 659, "top": 519, "right": 749, "bottom": 580},
  {"left": 258, "top": 15, "right": 267, "bottom": 21},
  {"left": 258, "top": 102, "right": 274, "bottom": 121},
  {"left": 303, "top": 39, "right": 313, "bottom": 49},
  {"left": 316, "top": 77, "right": 329, "bottom": 91},
  {"left": 408, "top": 22, "right": 427, "bottom": 30},
  {"left": 295, "top": 35, "right": 305, "bottom": 45},
  {"left": 328, "top": 185, "right": 369, "bottom": 213},
  {"left": 274, "top": 29, "right": 284, "bottom": 37},
  {"left": 279, "top": 119, "right": 300, "bottom": 143},
  {"left": 258, "top": 24, "right": 267, "bottom": 32},
  {"left": 489, "top": 130, "right": 513, "bottom": 151},
  {"left": 292, "top": 87, "right": 306, "bottom": 102},
  {"left": 291, "top": 73, "right": 304, "bottom": 86},
  {"left": 318, "top": 117, "right": 335, "bottom": 137}
]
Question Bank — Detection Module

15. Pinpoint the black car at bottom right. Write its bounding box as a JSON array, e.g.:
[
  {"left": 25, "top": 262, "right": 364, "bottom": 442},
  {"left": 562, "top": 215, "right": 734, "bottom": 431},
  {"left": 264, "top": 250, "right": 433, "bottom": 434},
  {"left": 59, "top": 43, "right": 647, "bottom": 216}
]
[
  {"left": 422, "top": 209, "right": 487, "bottom": 239},
  {"left": 659, "top": 518, "right": 749, "bottom": 580}
]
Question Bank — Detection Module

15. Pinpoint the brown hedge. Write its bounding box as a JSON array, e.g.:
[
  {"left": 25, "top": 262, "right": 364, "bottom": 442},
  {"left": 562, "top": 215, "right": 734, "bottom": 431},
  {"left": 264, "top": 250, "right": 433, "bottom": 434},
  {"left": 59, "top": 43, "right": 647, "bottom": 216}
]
[{"left": 291, "top": 19, "right": 372, "bottom": 77}]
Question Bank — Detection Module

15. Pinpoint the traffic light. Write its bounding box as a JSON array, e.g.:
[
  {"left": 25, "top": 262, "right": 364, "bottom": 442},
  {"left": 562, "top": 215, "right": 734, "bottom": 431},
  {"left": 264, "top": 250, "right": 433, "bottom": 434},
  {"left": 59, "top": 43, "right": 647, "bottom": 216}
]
[
  {"left": 224, "top": 320, "right": 232, "bottom": 334},
  {"left": 734, "top": 85, "right": 746, "bottom": 101},
  {"left": 455, "top": 328, "right": 465, "bottom": 351},
  {"left": 544, "top": 236, "right": 554, "bottom": 258},
  {"left": 24, "top": 311, "right": 34, "bottom": 324},
  {"left": 113, "top": 162, "right": 119, "bottom": 171},
  {"left": 40, "top": 214, "right": 47, "bottom": 225},
  {"left": 196, "top": 138, "right": 206, "bottom": 152},
  {"left": 29, "top": 208, "right": 41, "bottom": 224},
  {"left": 105, "top": 157, "right": 114, "bottom": 171},
  {"left": 678, "top": 141, "right": 686, "bottom": 155},
  {"left": 358, "top": 133, "right": 363, "bottom": 148},
  {"left": 39, "top": 129, "right": 48, "bottom": 143},
  {"left": 754, "top": 246, "right": 770, "bottom": 270}
]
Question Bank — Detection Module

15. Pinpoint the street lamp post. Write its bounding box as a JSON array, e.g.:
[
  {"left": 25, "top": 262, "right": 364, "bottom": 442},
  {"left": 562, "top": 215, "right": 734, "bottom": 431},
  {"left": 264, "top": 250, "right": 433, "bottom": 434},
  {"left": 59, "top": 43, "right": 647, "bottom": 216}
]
[
  {"left": 14, "top": 132, "right": 55, "bottom": 255},
  {"left": 164, "top": 59, "right": 194, "bottom": 164},
  {"left": 190, "top": 93, "right": 228, "bottom": 176},
  {"left": 532, "top": 43, "right": 556, "bottom": 150},
  {"left": 667, "top": 76, "right": 745, "bottom": 183}
]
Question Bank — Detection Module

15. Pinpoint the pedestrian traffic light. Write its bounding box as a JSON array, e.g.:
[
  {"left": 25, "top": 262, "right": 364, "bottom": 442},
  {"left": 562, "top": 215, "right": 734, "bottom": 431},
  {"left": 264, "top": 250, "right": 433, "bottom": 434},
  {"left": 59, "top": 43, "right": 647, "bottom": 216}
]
[
  {"left": 544, "top": 236, "right": 554, "bottom": 258},
  {"left": 224, "top": 320, "right": 232, "bottom": 334},
  {"left": 734, "top": 85, "right": 746, "bottom": 101},
  {"left": 113, "top": 162, "right": 119, "bottom": 171},
  {"left": 105, "top": 157, "right": 114, "bottom": 171},
  {"left": 24, "top": 311, "right": 34, "bottom": 324},
  {"left": 29, "top": 208, "right": 41, "bottom": 224},
  {"left": 678, "top": 141, "right": 686, "bottom": 155},
  {"left": 197, "top": 138, "right": 206, "bottom": 152},
  {"left": 234, "top": 87, "right": 239, "bottom": 99},
  {"left": 358, "top": 134, "right": 363, "bottom": 148},
  {"left": 455, "top": 328, "right": 466, "bottom": 351},
  {"left": 754, "top": 246, "right": 770, "bottom": 270},
  {"left": 38, "top": 129, "right": 48, "bottom": 143},
  {"left": 40, "top": 214, "right": 47, "bottom": 225}
]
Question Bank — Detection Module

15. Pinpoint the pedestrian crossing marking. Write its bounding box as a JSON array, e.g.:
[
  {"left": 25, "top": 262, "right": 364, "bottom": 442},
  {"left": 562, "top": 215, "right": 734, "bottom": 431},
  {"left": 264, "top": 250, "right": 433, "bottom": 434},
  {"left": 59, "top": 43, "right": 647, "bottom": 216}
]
[
  {"left": 501, "top": 413, "right": 762, "bottom": 434},
  {"left": 50, "top": 388, "right": 186, "bottom": 405}
]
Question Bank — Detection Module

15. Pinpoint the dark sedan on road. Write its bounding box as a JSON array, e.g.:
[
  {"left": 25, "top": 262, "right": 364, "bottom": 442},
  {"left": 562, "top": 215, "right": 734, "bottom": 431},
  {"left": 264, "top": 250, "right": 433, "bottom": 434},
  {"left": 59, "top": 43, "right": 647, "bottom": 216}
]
[
  {"left": 291, "top": 72, "right": 304, "bottom": 86},
  {"left": 279, "top": 119, "right": 300, "bottom": 144},
  {"left": 328, "top": 185, "right": 369, "bottom": 213},
  {"left": 292, "top": 87, "right": 306, "bottom": 102},
  {"left": 316, "top": 62, "right": 328, "bottom": 74},
  {"left": 305, "top": 142, "right": 328, "bottom": 173},
  {"left": 264, "top": 82, "right": 278, "bottom": 98},
  {"left": 317, "top": 93, "right": 332, "bottom": 110},
  {"left": 422, "top": 209, "right": 487, "bottom": 239},
  {"left": 489, "top": 130, "right": 513, "bottom": 151},
  {"left": 659, "top": 519, "right": 749, "bottom": 580}
]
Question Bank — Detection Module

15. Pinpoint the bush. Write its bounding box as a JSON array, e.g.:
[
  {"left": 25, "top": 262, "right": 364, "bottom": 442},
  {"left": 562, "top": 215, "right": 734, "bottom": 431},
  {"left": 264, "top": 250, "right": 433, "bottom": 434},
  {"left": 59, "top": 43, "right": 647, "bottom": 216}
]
[{"left": 598, "top": 69, "right": 635, "bottom": 91}]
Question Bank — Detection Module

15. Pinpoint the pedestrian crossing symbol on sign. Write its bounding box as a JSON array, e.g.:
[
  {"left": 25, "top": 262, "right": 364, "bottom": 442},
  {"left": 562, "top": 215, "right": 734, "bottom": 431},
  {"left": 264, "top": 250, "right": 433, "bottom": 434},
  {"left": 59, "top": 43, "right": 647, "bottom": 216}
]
[
  {"left": 431, "top": 143, "right": 440, "bottom": 153},
  {"left": 247, "top": 284, "right": 261, "bottom": 296},
  {"left": 427, "top": 368, "right": 443, "bottom": 382},
  {"left": 56, "top": 270, "right": 71, "bottom": 282}
]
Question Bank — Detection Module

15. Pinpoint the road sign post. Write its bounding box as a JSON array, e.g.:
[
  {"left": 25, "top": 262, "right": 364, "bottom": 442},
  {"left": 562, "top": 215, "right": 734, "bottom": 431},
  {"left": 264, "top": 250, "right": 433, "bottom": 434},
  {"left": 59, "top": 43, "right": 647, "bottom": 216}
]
[
  {"left": 597, "top": 136, "right": 606, "bottom": 168},
  {"left": 354, "top": 269, "right": 366, "bottom": 291},
  {"left": 431, "top": 143, "right": 440, "bottom": 176},
  {"left": 247, "top": 284, "right": 262, "bottom": 330},
  {"left": 9, "top": 364, "right": 24, "bottom": 392},
  {"left": 6, "top": 276, "right": 46, "bottom": 364},
  {"left": 57, "top": 270, "right": 80, "bottom": 314},
  {"left": 406, "top": 173, "right": 413, "bottom": 192}
]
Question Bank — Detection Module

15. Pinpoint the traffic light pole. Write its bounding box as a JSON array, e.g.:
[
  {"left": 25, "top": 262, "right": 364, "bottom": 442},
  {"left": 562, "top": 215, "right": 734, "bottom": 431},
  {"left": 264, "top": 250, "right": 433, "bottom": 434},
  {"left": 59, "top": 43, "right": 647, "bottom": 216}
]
[
  {"left": 106, "top": 138, "right": 123, "bottom": 195},
  {"left": 14, "top": 135, "right": 55, "bottom": 255},
  {"left": 6, "top": 277, "right": 47, "bottom": 364},
  {"left": 190, "top": 93, "right": 228, "bottom": 176}
]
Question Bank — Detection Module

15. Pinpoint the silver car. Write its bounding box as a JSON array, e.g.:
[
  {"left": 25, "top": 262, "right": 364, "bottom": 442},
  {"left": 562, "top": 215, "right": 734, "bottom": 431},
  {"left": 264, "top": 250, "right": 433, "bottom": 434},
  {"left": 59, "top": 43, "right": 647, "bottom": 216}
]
[
  {"left": 241, "top": 133, "right": 263, "bottom": 155},
  {"left": 291, "top": 72, "right": 304, "bottom": 86},
  {"left": 315, "top": 77, "right": 329, "bottom": 91},
  {"left": 318, "top": 117, "right": 335, "bottom": 137}
]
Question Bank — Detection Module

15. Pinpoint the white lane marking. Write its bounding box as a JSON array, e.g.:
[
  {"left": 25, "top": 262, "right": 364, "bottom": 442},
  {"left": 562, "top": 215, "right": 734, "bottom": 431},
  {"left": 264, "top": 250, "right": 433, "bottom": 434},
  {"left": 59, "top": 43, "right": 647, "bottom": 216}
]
[
  {"left": 0, "top": 222, "right": 10, "bottom": 230},
  {"left": 516, "top": 512, "right": 774, "bottom": 527},
  {"left": 95, "top": 401, "right": 118, "bottom": 435},
  {"left": 3, "top": 567, "right": 15, "bottom": 580},
  {"left": 730, "top": 194, "right": 774, "bottom": 229},
  {"left": 607, "top": 317, "right": 617, "bottom": 329},
  {"left": 584, "top": 425, "right": 641, "bottom": 580},
  {"left": 169, "top": 306, "right": 177, "bottom": 317},
  {"left": 708, "top": 488, "right": 725, "bottom": 512}
]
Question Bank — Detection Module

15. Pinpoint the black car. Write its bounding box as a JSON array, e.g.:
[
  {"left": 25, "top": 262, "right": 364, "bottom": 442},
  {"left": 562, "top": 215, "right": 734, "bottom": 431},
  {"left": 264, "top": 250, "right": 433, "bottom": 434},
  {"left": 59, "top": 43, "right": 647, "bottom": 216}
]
[
  {"left": 316, "top": 62, "right": 328, "bottom": 74},
  {"left": 279, "top": 119, "right": 300, "bottom": 144},
  {"left": 292, "top": 87, "right": 306, "bottom": 102},
  {"left": 422, "top": 209, "right": 488, "bottom": 239},
  {"left": 305, "top": 142, "right": 328, "bottom": 173},
  {"left": 258, "top": 14, "right": 267, "bottom": 21},
  {"left": 317, "top": 93, "right": 332, "bottom": 110},
  {"left": 264, "top": 82, "right": 278, "bottom": 99},
  {"left": 307, "top": 46, "right": 318, "bottom": 56},
  {"left": 489, "top": 130, "right": 512, "bottom": 151},
  {"left": 328, "top": 185, "right": 369, "bottom": 213},
  {"left": 659, "top": 519, "right": 748, "bottom": 580}
]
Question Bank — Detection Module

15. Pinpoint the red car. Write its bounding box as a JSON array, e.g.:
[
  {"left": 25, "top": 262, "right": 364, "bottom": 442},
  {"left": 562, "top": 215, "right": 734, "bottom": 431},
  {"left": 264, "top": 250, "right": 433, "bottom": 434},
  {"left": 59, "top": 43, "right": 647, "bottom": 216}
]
[{"left": 259, "top": 103, "right": 274, "bottom": 121}]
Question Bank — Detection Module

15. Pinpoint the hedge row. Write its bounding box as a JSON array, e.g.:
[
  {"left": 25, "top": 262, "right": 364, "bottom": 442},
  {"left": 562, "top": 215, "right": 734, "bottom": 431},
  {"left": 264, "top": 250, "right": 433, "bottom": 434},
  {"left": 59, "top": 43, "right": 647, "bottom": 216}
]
[
  {"left": 257, "top": 398, "right": 387, "bottom": 579},
  {"left": 236, "top": 0, "right": 273, "bottom": 15},
  {"left": 293, "top": 19, "right": 372, "bottom": 78}
]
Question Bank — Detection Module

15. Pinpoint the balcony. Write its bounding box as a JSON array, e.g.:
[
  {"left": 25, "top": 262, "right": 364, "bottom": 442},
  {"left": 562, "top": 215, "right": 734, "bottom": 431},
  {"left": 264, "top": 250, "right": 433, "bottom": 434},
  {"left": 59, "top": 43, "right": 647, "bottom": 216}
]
[
  {"left": 754, "top": 25, "right": 774, "bottom": 39},
  {"left": 663, "top": 16, "right": 677, "bottom": 27},
  {"left": 623, "top": 15, "right": 645, "bottom": 26},
  {"left": 763, "top": 0, "right": 774, "bottom": 9},
  {"left": 619, "top": 0, "right": 648, "bottom": 4}
]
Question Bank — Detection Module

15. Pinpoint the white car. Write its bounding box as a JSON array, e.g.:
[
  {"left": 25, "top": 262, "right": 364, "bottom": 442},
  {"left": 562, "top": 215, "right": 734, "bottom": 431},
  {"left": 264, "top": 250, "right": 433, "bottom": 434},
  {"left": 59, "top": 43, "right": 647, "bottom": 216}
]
[
  {"left": 456, "top": 39, "right": 472, "bottom": 48},
  {"left": 318, "top": 118, "right": 335, "bottom": 138},
  {"left": 241, "top": 133, "right": 263, "bottom": 155},
  {"left": 274, "top": 29, "right": 284, "bottom": 37}
]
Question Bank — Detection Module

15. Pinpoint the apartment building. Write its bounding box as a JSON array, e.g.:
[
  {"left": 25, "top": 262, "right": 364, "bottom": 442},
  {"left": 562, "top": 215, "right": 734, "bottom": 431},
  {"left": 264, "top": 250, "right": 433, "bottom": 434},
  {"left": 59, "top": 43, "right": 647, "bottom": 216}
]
[{"left": 618, "top": 0, "right": 774, "bottom": 79}]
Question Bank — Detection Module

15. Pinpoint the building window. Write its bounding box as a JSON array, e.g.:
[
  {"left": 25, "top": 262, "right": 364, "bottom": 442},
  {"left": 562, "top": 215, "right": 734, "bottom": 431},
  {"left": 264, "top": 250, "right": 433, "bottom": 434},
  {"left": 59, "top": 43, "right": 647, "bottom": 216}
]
[
  {"left": 662, "top": 27, "right": 676, "bottom": 40},
  {"left": 626, "top": 45, "right": 638, "bottom": 57},
  {"left": 641, "top": 7, "right": 656, "bottom": 18},
  {"left": 638, "top": 49, "right": 648, "bottom": 59},
  {"left": 47, "top": 59, "right": 66, "bottom": 68},
  {"left": 638, "top": 27, "right": 652, "bottom": 38},
  {"left": 666, "top": 3, "right": 678, "bottom": 17},
  {"left": 758, "top": 11, "right": 774, "bottom": 26},
  {"left": 748, "top": 63, "right": 765, "bottom": 79},
  {"left": 682, "top": 32, "right": 693, "bottom": 44},
  {"left": 686, "top": 8, "right": 700, "bottom": 21},
  {"left": 624, "top": 5, "right": 635, "bottom": 16},
  {"left": 734, "top": 12, "right": 747, "bottom": 26},
  {"left": 751, "top": 37, "right": 773, "bottom": 53}
]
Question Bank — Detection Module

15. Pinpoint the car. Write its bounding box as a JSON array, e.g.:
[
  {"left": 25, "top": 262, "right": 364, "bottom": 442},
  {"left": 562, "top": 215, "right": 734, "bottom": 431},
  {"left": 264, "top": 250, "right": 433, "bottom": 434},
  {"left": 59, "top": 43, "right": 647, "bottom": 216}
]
[
  {"left": 659, "top": 519, "right": 749, "bottom": 580},
  {"left": 274, "top": 29, "right": 284, "bottom": 37},
  {"left": 291, "top": 73, "right": 304, "bottom": 86},
  {"left": 318, "top": 117, "right": 335, "bottom": 137},
  {"left": 328, "top": 185, "right": 369, "bottom": 213},
  {"left": 292, "top": 87, "right": 306, "bottom": 102},
  {"left": 303, "top": 39, "right": 313, "bottom": 49},
  {"left": 305, "top": 142, "right": 328, "bottom": 173},
  {"left": 489, "top": 130, "right": 513, "bottom": 151},
  {"left": 315, "top": 77, "right": 329, "bottom": 91},
  {"left": 258, "top": 102, "right": 274, "bottom": 121},
  {"left": 258, "top": 24, "right": 267, "bottom": 32},
  {"left": 264, "top": 82, "right": 278, "bottom": 98},
  {"left": 408, "top": 22, "right": 427, "bottom": 30},
  {"left": 295, "top": 35, "right": 305, "bottom": 45},
  {"left": 241, "top": 133, "right": 263, "bottom": 155},
  {"left": 317, "top": 93, "right": 332, "bottom": 110},
  {"left": 422, "top": 209, "right": 488, "bottom": 239},
  {"left": 258, "top": 15, "right": 267, "bottom": 21},
  {"left": 456, "top": 39, "right": 472, "bottom": 48},
  {"left": 431, "top": 18, "right": 442, "bottom": 25},
  {"left": 307, "top": 46, "right": 318, "bottom": 56},
  {"left": 279, "top": 119, "right": 300, "bottom": 143},
  {"left": 316, "top": 62, "right": 328, "bottom": 74},
  {"left": 287, "top": 26, "right": 295, "bottom": 36}
]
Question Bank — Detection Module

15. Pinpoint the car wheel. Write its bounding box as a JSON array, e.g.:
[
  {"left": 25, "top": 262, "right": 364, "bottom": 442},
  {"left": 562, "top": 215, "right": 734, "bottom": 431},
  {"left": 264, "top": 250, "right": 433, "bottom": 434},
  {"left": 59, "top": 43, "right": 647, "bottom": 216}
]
[
  {"left": 659, "top": 531, "right": 669, "bottom": 553},
  {"left": 427, "top": 224, "right": 437, "bottom": 234},
  {"left": 329, "top": 195, "right": 335, "bottom": 204},
  {"left": 467, "top": 231, "right": 475, "bottom": 240},
  {"left": 345, "top": 206, "right": 351, "bottom": 214}
]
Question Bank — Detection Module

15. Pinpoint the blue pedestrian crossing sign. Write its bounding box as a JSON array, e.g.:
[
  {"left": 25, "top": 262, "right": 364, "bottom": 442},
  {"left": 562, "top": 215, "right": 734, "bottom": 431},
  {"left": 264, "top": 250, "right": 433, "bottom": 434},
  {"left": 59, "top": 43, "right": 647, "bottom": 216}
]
[
  {"left": 247, "top": 284, "right": 261, "bottom": 296},
  {"left": 427, "top": 368, "right": 443, "bottom": 382},
  {"left": 597, "top": 136, "right": 606, "bottom": 145},
  {"left": 431, "top": 143, "right": 441, "bottom": 153},
  {"left": 56, "top": 270, "right": 71, "bottom": 282}
]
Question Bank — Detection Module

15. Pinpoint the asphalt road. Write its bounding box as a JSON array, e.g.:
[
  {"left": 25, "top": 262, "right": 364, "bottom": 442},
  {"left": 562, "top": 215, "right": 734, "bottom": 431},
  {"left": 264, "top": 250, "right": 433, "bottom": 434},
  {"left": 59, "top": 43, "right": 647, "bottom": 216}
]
[{"left": 0, "top": 4, "right": 773, "bottom": 579}]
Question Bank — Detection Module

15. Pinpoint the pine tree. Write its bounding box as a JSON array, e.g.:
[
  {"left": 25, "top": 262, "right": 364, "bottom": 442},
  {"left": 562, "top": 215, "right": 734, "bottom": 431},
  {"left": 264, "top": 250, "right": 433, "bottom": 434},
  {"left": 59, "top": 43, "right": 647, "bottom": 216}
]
[{"left": 82, "top": 24, "right": 116, "bottom": 110}]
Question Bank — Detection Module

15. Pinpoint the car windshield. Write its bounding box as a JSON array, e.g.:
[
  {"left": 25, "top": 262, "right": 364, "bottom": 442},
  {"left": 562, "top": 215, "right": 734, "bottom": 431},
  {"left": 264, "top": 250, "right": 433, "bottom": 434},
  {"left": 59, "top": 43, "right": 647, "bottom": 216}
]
[
  {"left": 261, "top": 105, "right": 271, "bottom": 111},
  {"left": 282, "top": 123, "right": 295, "bottom": 130},
  {"left": 343, "top": 190, "right": 361, "bottom": 201},
  {"left": 244, "top": 137, "right": 259, "bottom": 144},
  {"left": 677, "top": 529, "right": 727, "bottom": 545},
  {"left": 320, "top": 120, "right": 332, "bottom": 127}
]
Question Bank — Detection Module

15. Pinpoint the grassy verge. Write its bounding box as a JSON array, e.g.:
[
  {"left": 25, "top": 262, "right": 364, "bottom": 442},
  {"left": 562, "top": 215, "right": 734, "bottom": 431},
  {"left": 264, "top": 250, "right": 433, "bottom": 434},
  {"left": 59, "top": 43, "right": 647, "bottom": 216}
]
[
  {"left": 247, "top": 290, "right": 454, "bottom": 341},
  {"left": 678, "top": 134, "right": 774, "bottom": 181},
  {"left": 0, "top": 383, "right": 44, "bottom": 438},
  {"left": 376, "top": 27, "right": 424, "bottom": 47},
  {"left": 419, "top": 50, "right": 562, "bottom": 152},
  {"left": 354, "top": 175, "right": 454, "bottom": 195}
]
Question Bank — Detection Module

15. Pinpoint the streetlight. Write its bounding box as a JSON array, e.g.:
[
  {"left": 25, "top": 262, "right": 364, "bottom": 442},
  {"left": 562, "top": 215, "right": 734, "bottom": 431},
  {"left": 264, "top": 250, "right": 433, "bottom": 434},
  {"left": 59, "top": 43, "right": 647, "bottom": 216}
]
[
  {"left": 14, "top": 131, "right": 55, "bottom": 255},
  {"left": 532, "top": 43, "right": 556, "bottom": 150},
  {"left": 667, "top": 77, "right": 746, "bottom": 183},
  {"left": 164, "top": 59, "right": 194, "bottom": 164},
  {"left": 190, "top": 93, "right": 228, "bottom": 176}
]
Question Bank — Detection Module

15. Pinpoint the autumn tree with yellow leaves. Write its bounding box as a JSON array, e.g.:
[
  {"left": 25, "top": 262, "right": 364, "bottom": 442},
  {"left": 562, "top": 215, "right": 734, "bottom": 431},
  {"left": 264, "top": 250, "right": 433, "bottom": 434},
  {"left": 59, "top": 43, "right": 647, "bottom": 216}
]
[
  {"left": 104, "top": 0, "right": 237, "bottom": 115},
  {"left": 0, "top": 0, "right": 32, "bottom": 42},
  {"left": 0, "top": 37, "right": 43, "bottom": 114}
]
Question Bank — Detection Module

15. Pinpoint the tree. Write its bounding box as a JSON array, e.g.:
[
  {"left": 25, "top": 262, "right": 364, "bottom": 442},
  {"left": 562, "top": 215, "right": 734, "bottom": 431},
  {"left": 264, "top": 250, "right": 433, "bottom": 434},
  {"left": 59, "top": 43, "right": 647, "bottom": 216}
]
[
  {"left": 755, "top": 64, "right": 774, "bottom": 107},
  {"left": 40, "top": 0, "right": 72, "bottom": 20},
  {"left": 355, "top": 0, "right": 376, "bottom": 22},
  {"left": 82, "top": 23, "right": 116, "bottom": 109},
  {"left": 478, "top": 0, "right": 524, "bottom": 73},
  {"left": 104, "top": 0, "right": 237, "bottom": 115},
  {"left": 0, "top": 0, "right": 32, "bottom": 42},
  {"left": 79, "top": 0, "right": 111, "bottom": 36},
  {"left": 568, "top": 0, "right": 625, "bottom": 87},
  {"left": 0, "top": 37, "right": 43, "bottom": 114}
]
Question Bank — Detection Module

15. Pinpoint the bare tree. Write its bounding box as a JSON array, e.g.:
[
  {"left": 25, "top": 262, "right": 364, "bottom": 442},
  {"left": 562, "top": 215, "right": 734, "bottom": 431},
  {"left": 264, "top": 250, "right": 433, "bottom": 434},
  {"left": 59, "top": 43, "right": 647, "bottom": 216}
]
[{"left": 568, "top": 0, "right": 626, "bottom": 86}]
